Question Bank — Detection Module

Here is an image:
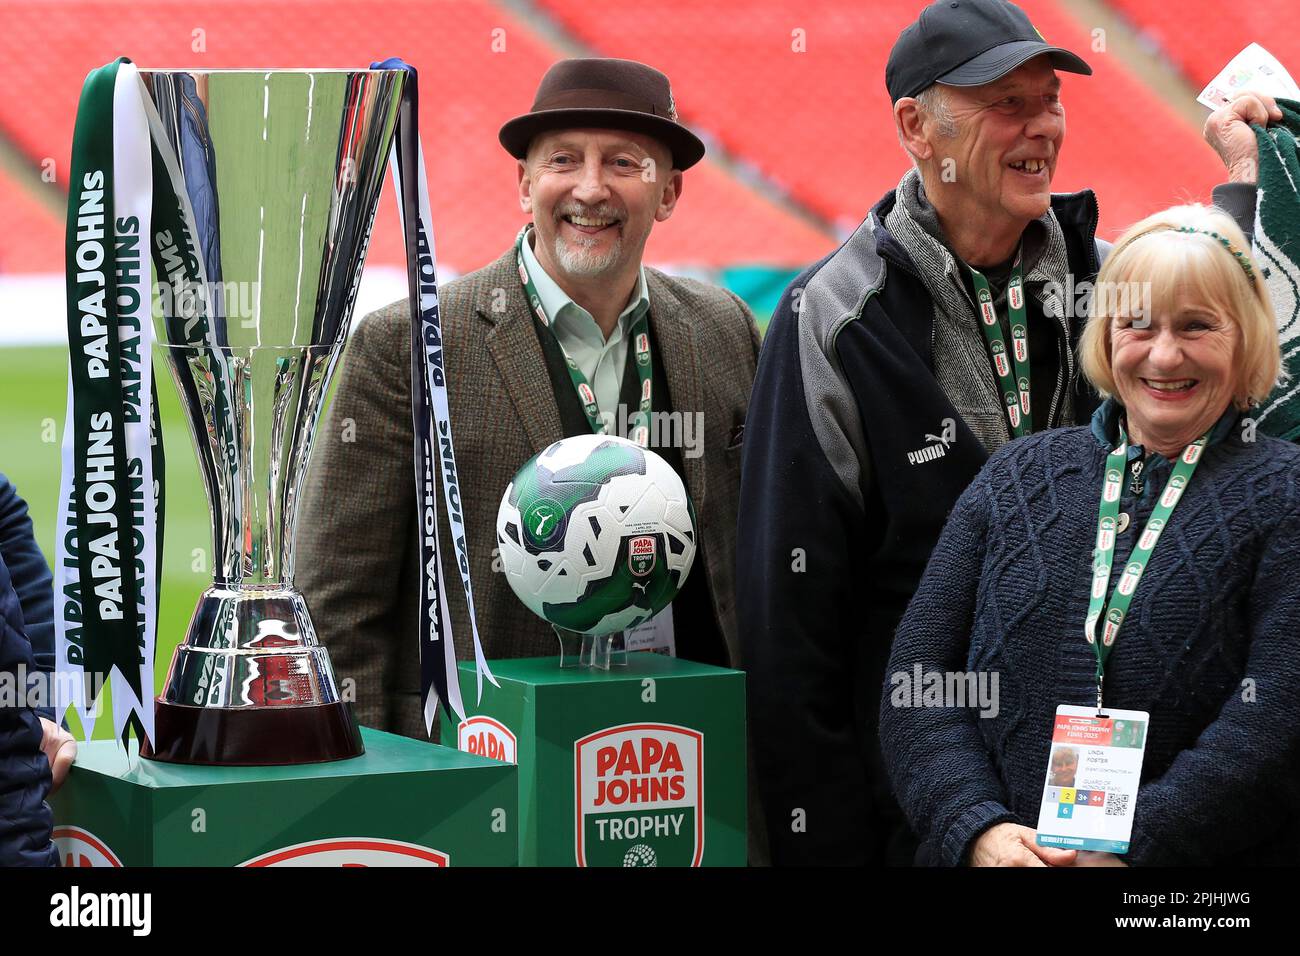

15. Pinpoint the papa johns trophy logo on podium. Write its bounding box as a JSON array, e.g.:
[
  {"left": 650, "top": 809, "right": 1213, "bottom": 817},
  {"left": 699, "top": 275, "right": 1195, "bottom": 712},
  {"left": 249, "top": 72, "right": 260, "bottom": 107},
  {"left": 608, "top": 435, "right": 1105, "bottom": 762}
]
[
  {"left": 574, "top": 723, "right": 704, "bottom": 867},
  {"left": 458, "top": 715, "right": 518, "bottom": 763},
  {"left": 53, "top": 826, "right": 123, "bottom": 868},
  {"left": 241, "top": 838, "right": 450, "bottom": 867}
]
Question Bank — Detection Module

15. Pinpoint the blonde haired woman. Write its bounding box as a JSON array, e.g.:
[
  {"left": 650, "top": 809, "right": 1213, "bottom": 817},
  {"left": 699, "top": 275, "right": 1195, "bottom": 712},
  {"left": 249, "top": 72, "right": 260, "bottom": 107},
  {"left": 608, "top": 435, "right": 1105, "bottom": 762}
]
[{"left": 880, "top": 204, "right": 1300, "bottom": 866}]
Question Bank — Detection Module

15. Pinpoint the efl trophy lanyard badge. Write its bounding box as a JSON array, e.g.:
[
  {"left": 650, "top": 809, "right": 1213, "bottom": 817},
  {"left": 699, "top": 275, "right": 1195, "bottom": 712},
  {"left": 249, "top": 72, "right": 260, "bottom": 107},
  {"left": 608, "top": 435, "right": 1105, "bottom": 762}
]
[
  {"left": 1085, "top": 423, "right": 1208, "bottom": 712},
  {"left": 1034, "top": 704, "right": 1150, "bottom": 855},
  {"left": 970, "top": 250, "right": 1032, "bottom": 439},
  {"left": 57, "top": 58, "right": 492, "bottom": 763},
  {"left": 514, "top": 225, "right": 655, "bottom": 448}
]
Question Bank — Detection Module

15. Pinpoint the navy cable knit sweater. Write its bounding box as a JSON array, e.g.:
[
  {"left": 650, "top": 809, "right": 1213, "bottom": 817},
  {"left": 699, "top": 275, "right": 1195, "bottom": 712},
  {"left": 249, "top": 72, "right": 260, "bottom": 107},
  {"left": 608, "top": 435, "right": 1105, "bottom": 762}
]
[{"left": 880, "top": 400, "right": 1300, "bottom": 866}]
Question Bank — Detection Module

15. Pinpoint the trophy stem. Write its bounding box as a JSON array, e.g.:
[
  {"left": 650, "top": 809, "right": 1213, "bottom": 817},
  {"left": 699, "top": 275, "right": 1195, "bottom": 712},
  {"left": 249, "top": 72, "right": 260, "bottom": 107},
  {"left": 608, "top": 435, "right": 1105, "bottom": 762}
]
[{"left": 147, "top": 334, "right": 356, "bottom": 765}]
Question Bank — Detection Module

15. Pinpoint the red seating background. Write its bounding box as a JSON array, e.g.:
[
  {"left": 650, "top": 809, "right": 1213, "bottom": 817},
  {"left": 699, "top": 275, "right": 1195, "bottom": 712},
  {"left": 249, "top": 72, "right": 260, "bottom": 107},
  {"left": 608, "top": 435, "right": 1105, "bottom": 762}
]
[
  {"left": 1108, "top": 0, "right": 1300, "bottom": 92},
  {"left": 535, "top": 0, "right": 1229, "bottom": 240},
  {"left": 0, "top": 0, "right": 1271, "bottom": 284},
  {"left": 0, "top": 0, "right": 832, "bottom": 279}
]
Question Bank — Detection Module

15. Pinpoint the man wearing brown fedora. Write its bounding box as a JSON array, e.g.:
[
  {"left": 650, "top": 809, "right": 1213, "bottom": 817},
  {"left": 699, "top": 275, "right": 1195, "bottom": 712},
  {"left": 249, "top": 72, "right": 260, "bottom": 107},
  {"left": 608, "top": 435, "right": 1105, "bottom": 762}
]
[{"left": 296, "top": 58, "right": 765, "bottom": 860}]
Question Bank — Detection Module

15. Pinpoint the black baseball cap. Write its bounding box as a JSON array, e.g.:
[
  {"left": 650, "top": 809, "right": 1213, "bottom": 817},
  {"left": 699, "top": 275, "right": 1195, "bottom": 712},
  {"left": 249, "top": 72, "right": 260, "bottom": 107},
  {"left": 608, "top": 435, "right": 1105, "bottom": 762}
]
[{"left": 886, "top": 0, "right": 1092, "bottom": 102}]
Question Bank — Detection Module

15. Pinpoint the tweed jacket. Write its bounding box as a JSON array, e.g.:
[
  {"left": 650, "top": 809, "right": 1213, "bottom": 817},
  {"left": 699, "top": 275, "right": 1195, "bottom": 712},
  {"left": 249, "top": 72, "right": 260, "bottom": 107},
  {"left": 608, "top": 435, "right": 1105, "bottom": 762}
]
[{"left": 296, "top": 249, "right": 760, "bottom": 739}]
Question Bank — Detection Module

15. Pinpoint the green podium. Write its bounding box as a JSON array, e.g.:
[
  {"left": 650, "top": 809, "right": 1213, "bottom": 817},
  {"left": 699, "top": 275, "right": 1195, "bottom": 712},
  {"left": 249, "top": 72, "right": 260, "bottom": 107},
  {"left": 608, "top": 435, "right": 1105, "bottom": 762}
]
[
  {"left": 443, "top": 654, "right": 747, "bottom": 867},
  {"left": 50, "top": 728, "right": 517, "bottom": 866}
]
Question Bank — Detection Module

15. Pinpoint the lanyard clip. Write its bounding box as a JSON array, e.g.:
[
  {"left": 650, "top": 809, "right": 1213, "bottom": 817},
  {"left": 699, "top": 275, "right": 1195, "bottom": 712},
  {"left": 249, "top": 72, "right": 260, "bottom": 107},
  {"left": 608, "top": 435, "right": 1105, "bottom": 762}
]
[{"left": 1129, "top": 458, "right": 1145, "bottom": 496}]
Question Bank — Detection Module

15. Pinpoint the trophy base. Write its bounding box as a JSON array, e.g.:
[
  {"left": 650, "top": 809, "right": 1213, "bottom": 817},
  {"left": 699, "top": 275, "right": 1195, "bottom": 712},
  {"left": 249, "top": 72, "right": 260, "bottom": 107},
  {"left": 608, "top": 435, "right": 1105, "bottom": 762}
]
[{"left": 141, "top": 700, "right": 365, "bottom": 766}]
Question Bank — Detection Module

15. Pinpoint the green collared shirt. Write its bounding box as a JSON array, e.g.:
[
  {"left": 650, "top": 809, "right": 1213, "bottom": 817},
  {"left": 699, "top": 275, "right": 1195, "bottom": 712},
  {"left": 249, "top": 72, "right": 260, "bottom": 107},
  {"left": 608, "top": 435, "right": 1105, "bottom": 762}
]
[{"left": 520, "top": 230, "right": 650, "bottom": 426}]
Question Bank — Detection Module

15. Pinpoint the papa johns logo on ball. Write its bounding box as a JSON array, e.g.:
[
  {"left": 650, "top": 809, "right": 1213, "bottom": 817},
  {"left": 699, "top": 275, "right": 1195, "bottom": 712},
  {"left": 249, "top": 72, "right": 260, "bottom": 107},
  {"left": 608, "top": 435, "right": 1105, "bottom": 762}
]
[
  {"left": 574, "top": 723, "right": 704, "bottom": 867},
  {"left": 628, "top": 535, "right": 657, "bottom": 577}
]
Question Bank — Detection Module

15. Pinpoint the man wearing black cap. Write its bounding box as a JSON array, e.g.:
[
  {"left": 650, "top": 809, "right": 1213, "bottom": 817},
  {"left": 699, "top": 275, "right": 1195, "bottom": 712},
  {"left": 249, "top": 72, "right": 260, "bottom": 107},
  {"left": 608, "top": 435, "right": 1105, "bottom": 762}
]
[
  {"left": 297, "top": 58, "right": 764, "bottom": 857},
  {"left": 741, "top": 0, "right": 1105, "bottom": 867}
]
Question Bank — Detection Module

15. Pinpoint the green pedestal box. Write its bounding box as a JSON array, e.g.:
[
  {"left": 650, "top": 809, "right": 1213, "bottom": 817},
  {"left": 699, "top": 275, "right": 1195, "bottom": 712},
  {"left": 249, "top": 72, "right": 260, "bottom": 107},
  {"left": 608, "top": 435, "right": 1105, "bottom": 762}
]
[
  {"left": 50, "top": 727, "right": 517, "bottom": 867},
  {"left": 442, "top": 654, "right": 747, "bottom": 867}
]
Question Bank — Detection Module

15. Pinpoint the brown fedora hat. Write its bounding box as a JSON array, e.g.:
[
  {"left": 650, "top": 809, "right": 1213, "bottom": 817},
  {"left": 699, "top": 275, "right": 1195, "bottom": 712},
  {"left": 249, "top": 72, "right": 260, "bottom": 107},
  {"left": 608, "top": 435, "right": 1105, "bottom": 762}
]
[{"left": 499, "top": 58, "right": 706, "bottom": 170}]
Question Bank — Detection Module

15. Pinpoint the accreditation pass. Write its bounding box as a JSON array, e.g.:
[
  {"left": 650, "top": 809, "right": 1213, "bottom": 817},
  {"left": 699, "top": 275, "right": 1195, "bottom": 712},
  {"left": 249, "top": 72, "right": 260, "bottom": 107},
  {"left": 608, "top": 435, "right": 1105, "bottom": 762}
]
[{"left": 1035, "top": 705, "right": 1149, "bottom": 854}]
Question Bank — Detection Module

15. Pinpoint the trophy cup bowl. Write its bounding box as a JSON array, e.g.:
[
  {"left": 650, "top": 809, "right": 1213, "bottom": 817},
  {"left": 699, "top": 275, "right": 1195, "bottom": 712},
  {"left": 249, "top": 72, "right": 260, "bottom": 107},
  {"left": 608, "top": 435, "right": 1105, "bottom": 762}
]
[{"left": 136, "top": 69, "right": 405, "bottom": 764}]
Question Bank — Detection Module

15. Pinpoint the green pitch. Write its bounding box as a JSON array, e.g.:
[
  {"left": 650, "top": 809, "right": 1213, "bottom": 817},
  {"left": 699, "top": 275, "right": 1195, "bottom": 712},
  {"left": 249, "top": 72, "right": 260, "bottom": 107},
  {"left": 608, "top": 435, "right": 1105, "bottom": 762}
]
[{"left": 1, "top": 345, "right": 220, "bottom": 739}]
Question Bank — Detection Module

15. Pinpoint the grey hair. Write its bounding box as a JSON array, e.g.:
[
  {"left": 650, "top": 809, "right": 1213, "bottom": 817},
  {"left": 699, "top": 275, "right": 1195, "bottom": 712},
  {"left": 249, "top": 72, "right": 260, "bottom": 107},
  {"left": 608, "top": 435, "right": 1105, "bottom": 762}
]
[
  {"left": 896, "top": 83, "right": 959, "bottom": 165},
  {"left": 916, "top": 84, "right": 958, "bottom": 136}
]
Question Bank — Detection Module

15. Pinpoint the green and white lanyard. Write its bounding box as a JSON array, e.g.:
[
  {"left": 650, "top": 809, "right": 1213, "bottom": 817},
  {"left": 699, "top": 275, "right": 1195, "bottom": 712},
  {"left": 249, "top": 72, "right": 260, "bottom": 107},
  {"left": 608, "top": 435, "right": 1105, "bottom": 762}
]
[
  {"left": 515, "top": 225, "right": 654, "bottom": 447},
  {"left": 971, "top": 252, "right": 1031, "bottom": 438},
  {"left": 1085, "top": 425, "right": 1209, "bottom": 710}
]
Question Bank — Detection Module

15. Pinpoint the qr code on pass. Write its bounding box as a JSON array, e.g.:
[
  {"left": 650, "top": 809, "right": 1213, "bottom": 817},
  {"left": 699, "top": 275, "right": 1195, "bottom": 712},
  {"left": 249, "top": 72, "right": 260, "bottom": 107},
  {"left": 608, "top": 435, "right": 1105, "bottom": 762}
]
[{"left": 1105, "top": 791, "right": 1130, "bottom": 816}]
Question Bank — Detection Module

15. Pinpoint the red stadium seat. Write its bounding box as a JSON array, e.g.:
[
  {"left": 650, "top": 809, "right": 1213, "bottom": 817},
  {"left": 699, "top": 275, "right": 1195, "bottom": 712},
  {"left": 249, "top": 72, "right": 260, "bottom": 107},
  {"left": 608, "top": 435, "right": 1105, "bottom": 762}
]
[
  {"left": 1108, "top": 0, "right": 1300, "bottom": 95},
  {"left": 532, "top": 0, "right": 1231, "bottom": 239},
  {"left": 0, "top": 165, "right": 62, "bottom": 274},
  {"left": 0, "top": 0, "right": 833, "bottom": 274}
]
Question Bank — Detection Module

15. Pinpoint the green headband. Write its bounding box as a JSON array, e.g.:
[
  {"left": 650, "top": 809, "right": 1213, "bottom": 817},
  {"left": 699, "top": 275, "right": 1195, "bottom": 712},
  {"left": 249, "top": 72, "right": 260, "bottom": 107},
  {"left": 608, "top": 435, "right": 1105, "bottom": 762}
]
[{"left": 1169, "top": 225, "right": 1257, "bottom": 281}]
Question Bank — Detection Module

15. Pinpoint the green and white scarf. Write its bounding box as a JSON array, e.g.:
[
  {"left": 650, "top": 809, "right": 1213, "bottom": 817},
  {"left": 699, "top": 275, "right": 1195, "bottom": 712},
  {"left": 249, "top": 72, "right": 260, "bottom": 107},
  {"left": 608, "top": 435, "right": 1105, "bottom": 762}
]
[{"left": 1252, "top": 98, "right": 1300, "bottom": 440}]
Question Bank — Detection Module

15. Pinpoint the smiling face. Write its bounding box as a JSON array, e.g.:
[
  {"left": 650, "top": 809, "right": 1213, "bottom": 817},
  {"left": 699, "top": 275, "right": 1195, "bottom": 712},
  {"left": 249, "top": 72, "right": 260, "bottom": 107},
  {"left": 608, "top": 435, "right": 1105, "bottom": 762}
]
[
  {"left": 518, "top": 128, "right": 681, "bottom": 284},
  {"left": 1111, "top": 291, "right": 1240, "bottom": 453},
  {"left": 920, "top": 56, "right": 1065, "bottom": 231},
  {"left": 1080, "top": 207, "right": 1282, "bottom": 450}
]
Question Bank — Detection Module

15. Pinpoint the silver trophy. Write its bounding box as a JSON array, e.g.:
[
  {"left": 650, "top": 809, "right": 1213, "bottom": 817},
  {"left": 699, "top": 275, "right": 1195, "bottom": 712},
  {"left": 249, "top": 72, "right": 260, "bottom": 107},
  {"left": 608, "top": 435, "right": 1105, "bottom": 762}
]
[{"left": 137, "top": 69, "right": 405, "bottom": 764}]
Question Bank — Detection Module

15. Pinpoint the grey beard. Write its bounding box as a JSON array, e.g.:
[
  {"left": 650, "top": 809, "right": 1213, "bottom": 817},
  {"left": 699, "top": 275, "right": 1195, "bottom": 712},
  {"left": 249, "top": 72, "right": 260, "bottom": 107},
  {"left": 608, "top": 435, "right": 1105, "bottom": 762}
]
[{"left": 553, "top": 231, "right": 623, "bottom": 277}]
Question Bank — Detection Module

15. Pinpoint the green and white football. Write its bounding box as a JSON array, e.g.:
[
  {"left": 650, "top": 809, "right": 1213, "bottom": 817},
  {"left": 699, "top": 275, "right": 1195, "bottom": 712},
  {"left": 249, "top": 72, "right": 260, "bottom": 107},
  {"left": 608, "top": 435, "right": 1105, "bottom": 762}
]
[{"left": 496, "top": 434, "right": 696, "bottom": 636}]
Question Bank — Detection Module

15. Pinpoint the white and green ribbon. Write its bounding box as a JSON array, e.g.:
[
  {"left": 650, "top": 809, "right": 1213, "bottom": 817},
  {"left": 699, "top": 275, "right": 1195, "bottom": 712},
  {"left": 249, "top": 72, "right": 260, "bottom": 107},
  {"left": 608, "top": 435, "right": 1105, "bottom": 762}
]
[{"left": 55, "top": 58, "right": 170, "bottom": 744}]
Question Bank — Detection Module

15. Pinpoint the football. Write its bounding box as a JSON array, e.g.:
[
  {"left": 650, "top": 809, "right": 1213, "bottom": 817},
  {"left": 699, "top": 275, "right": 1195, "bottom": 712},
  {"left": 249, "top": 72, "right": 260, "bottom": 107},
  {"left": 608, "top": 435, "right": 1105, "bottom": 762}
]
[{"left": 496, "top": 434, "right": 696, "bottom": 636}]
